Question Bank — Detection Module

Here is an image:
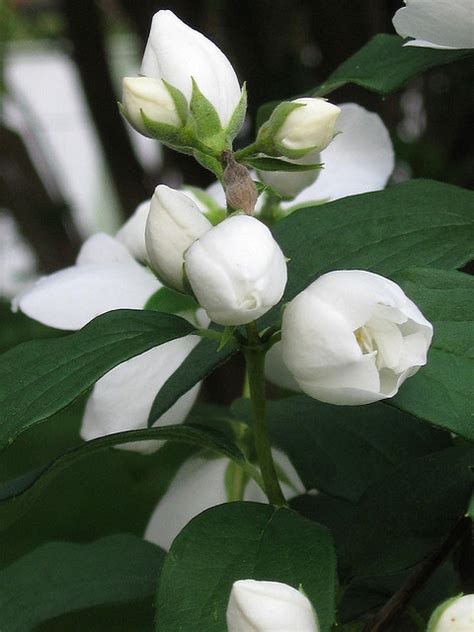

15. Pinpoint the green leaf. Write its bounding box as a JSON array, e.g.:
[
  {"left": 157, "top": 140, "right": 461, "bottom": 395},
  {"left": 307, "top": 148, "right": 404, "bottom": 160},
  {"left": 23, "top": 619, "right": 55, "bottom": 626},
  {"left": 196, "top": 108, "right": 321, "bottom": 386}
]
[
  {"left": 0, "top": 439, "right": 195, "bottom": 570},
  {"left": 246, "top": 156, "right": 322, "bottom": 172},
  {"left": 144, "top": 286, "right": 199, "bottom": 316},
  {"left": 148, "top": 337, "right": 237, "bottom": 427},
  {"left": 343, "top": 447, "right": 473, "bottom": 578},
  {"left": 314, "top": 34, "right": 473, "bottom": 97},
  {"left": 0, "top": 534, "right": 164, "bottom": 631},
  {"left": 271, "top": 180, "right": 474, "bottom": 307},
  {"left": 192, "top": 148, "right": 224, "bottom": 179},
  {"left": 233, "top": 395, "right": 451, "bottom": 502},
  {"left": 0, "top": 310, "right": 195, "bottom": 450},
  {"left": 155, "top": 502, "right": 337, "bottom": 632},
  {"left": 390, "top": 268, "right": 474, "bottom": 441},
  {"left": 0, "top": 424, "right": 246, "bottom": 530}
]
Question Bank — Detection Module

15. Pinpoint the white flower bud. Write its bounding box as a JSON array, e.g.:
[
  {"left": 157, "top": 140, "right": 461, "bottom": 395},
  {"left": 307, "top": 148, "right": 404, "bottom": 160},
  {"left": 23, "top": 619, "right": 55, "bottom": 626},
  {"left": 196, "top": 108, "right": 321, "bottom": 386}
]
[
  {"left": 428, "top": 594, "right": 474, "bottom": 632},
  {"left": 281, "top": 270, "right": 433, "bottom": 405},
  {"left": 226, "top": 580, "right": 319, "bottom": 632},
  {"left": 275, "top": 98, "right": 341, "bottom": 154},
  {"left": 115, "top": 198, "right": 150, "bottom": 262},
  {"left": 145, "top": 185, "right": 212, "bottom": 291},
  {"left": 141, "top": 10, "right": 242, "bottom": 128},
  {"left": 122, "top": 77, "right": 181, "bottom": 136},
  {"left": 184, "top": 215, "right": 287, "bottom": 326},
  {"left": 258, "top": 150, "right": 321, "bottom": 199}
]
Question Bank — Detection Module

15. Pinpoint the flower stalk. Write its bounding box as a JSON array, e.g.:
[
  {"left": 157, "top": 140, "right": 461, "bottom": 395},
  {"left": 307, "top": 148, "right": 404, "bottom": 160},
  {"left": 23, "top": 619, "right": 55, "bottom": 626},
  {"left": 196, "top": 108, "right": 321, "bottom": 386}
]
[{"left": 244, "top": 322, "right": 286, "bottom": 506}]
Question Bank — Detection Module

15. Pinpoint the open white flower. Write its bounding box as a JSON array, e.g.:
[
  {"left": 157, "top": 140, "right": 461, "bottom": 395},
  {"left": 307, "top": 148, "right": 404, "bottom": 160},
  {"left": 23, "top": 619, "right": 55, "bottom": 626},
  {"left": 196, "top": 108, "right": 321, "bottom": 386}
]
[
  {"left": 393, "top": 0, "right": 474, "bottom": 50},
  {"left": 145, "top": 451, "right": 303, "bottom": 550},
  {"left": 184, "top": 215, "right": 287, "bottom": 326},
  {"left": 428, "top": 594, "right": 474, "bottom": 632},
  {"left": 281, "top": 270, "right": 433, "bottom": 405},
  {"left": 13, "top": 210, "right": 201, "bottom": 452},
  {"left": 141, "top": 10, "right": 242, "bottom": 128},
  {"left": 227, "top": 580, "right": 319, "bottom": 632}
]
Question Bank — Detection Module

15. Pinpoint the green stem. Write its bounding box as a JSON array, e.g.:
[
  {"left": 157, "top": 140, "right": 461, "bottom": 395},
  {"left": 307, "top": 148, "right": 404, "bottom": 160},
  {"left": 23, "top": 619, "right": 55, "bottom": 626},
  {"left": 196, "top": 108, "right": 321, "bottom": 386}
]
[
  {"left": 234, "top": 142, "right": 259, "bottom": 161},
  {"left": 244, "top": 323, "right": 286, "bottom": 506}
]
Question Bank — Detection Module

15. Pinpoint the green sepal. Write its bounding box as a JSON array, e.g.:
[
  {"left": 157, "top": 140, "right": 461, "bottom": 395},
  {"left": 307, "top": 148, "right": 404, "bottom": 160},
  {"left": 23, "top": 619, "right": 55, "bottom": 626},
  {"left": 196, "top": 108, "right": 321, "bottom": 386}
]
[
  {"left": 255, "top": 100, "right": 305, "bottom": 155},
  {"left": 427, "top": 594, "right": 464, "bottom": 632},
  {"left": 225, "top": 82, "right": 247, "bottom": 143},
  {"left": 193, "top": 148, "right": 224, "bottom": 180},
  {"left": 141, "top": 112, "right": 192, "bottom": 150},
  {"left": 245, "top": 156, "right": 322, "bottom": 172},
  {"left": 217, "top": 326, "right": 237, "bottom": 352},
  {"left": 190, "top": 77, "right": 227, "bottom": 153},
  {"left": 162, "top": 79, "right": 188, "bottom": 125}
]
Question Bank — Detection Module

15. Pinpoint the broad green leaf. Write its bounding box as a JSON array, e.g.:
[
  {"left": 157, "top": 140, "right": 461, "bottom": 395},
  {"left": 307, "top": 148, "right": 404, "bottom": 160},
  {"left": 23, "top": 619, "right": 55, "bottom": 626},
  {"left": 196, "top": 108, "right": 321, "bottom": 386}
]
[
  {"left": 0, "top": 424, "right": 247, "bottom": 530},
  {"left": 390, "top": 269, "right": 474, "bottom": 441},
  {"left": 292, "top": 446, "right": 473, "bottom": 579},
  {"left": 148, "top": 337, "right": 237, "bottom": 426},
  {"left": 271, "top": 179, "right": 474, "bottom": 306},
  {"left": 245, "top": 156, "right": 322, "bottom": 172},
  {"left": 0, "top": 534, "right": 164, "bottom": 631},
  {"left": 0, "top": 309, "right": 194, "bottom": 449},
  {"left": 345, "top": 447, "right": 473, "bottom": 578},
  {"left": 155, "top": 502, "right": 337, "bottom": 632},
  {"left": 0, "top": 440, "right": 195, "bottom": 570},
  {"left": 233, "top": 395, "right": 450, "bottom": 502},
  {"left": 144, "top": 286, "right": 199, "bottom": 315},
  {"left": 314, "top": 34, "right": 472, "bottom": 97}
]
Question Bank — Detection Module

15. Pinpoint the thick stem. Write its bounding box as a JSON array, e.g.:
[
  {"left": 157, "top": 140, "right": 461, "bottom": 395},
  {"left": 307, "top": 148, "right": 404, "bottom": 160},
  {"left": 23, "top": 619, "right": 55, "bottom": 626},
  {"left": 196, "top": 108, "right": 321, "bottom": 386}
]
[{"left": 244, "top": 324, "right": 286, "bottom": 506}]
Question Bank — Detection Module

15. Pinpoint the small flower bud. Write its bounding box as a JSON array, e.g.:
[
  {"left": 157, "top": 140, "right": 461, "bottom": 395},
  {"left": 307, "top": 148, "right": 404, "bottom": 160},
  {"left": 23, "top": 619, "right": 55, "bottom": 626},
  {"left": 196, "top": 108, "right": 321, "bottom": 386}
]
[
  {"left": 275, "top": 98, "right": 341, "bottom": 155},
  {"left": 428, "top": 594, "right": 474, "bottom": 632},
  {"left": 226, "top": 580, "right": 319, "bottom": 632},
  {"left": 122, "top": 77, "right": 181, "bottom": 136},
  {"left": 145, "top": 185, "right": 212, "bottom": 291},
  {"left": 223, "top": 150, "right": 258, "bottom": 214},
  {"left": 184, "top": 215, "right": 287, "bottom": 325}
]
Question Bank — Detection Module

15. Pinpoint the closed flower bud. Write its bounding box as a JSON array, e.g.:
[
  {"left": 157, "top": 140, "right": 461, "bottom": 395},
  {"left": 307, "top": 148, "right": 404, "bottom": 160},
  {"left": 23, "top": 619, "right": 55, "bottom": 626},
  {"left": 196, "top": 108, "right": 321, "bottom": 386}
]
[
  {"left": 122, "top": 77, "right": 181, "bottom": 136},
  {"left": 276, "top": 98, "right": 340, "bottom": 154},
  {"left": 145, "top": 185, "right": 212, "bottom": 291},
  {"left": 428, "top": 594, "right": 474, "bottom": 632},
  {"left": 281, "top": 270, "right": 433, "bottom": 405},
  {"left": 141, "top": 10, "right": 243, "bottom": 129},
  {"left": 226, "top": 580, "right": 319, "bottom": 632},
  {"left": 184, "top": 215, "right": 287, "bottom": 325}
]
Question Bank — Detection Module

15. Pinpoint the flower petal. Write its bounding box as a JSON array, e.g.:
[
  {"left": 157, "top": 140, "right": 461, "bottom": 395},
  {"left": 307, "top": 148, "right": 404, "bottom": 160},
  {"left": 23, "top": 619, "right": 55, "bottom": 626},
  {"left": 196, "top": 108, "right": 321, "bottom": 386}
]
[
  {"left": 76, "top": 233, "right": 135, "bottom": 265},
  {"left": 13, "top": 258, "right": 159, "bottom": 330},
  {"left": 288, "top": 103, "right": 394, "bottom": 206},
  {"left": 115, "top": 199, "right": 151, "bottom": 262},
  {"left": 80, "top": 336, "right": 201, "bottom": 453},
  {"left": 393, "top": 0, "right": 474, "bottom": 50}
]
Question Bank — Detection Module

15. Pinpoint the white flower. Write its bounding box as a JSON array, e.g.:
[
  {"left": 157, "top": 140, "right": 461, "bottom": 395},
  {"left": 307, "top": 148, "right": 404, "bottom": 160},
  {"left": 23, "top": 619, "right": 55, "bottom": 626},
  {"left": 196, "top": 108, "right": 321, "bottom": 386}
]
[
  {"left": 13, "top": 212, "right": 201, "bottom": 452},
  {"left": 428, "top": 594, "right": 474, "bottom": 632},
  {"left": 281, "top": 270, "right": 433, "bottom": 405},
  {"left": 226, "top": 580, "right": 319, "bottom": 632},
  {"left": 141, "top": 10, "right": 242, "bottom": 127},
  {"left": 184, "top": 215, "right": 287, "bottom": 326},
  {"left": 274, "top": 98, "right": 341, "bottom": 154},
  {"left": 283, "top": 103, "right": 394, "bottom": 208},
  {"left": 144, "top": 451, "right": 303, "bottom": 550},
  {"left": 145, "top": 185, "right": 212, "bottom": 291},
  {"left": 122, "top": 77, "right": 181, "bottom": 136},
  {"left": 393, "top": 0, "right": 474, "bottom": 50},
  {"left": 115, "top": 198, "right": 150, "bottom": 262},
  {"left": 258, "top": 150, "right": 321, "bottom": 199}
]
